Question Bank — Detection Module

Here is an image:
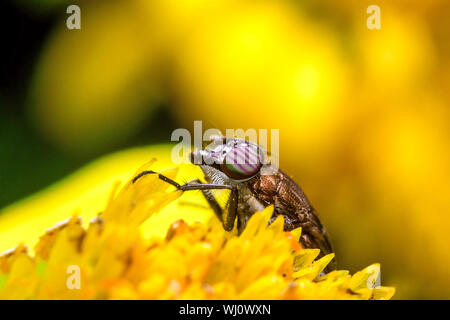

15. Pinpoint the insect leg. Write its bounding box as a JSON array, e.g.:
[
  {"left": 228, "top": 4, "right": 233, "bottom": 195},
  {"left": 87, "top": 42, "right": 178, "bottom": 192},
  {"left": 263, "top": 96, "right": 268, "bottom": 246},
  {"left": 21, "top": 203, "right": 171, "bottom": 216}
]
[
  {"left": 184, "top": 179, "right": 223, "bottom": 223},
  {"left": 133, "top": 170, "right": 233, "bottom": 190},
  {"left": 133, "top": 170, "right": 234, "bottom": 192},
  {"left": 223, "top": 187, "right": 238, "bottom": 231},
  {"left": 132, "top": 170, "right": 181, "bottom": 188},
  {"left": 183, "top": 179, "right": 237, "bottom": 231},
  {"left": 178, "top": 181, "right": 238, "bottom": 231},
  {"left": 132, "top": 170, "right": 237, "bottom": 231}
]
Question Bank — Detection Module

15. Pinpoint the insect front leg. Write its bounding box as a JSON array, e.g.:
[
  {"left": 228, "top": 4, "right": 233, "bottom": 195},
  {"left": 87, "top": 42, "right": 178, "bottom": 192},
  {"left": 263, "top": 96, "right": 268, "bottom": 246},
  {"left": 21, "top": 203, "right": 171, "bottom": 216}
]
[
  {"left": 224, "top": 188, "right": 238, "bottom": 231},
  {"left": 132, "top": 170, "right": 182, "bottom": 188},
  {"left": 183, "top": 179, "right": 238, "bottom": 231},
  {"left": 132, "top": 171, "right": 238, "bottom": 231},
  {"left": 184, "top": 179, "right": 223, "bottom": 223}
]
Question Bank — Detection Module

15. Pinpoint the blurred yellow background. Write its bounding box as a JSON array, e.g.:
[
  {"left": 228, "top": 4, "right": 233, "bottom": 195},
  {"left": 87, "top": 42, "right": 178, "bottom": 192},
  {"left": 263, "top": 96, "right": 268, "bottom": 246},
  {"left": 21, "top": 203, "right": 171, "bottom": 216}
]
[{"left": 2, "top": 0, "right": 450, "bottom": 299}]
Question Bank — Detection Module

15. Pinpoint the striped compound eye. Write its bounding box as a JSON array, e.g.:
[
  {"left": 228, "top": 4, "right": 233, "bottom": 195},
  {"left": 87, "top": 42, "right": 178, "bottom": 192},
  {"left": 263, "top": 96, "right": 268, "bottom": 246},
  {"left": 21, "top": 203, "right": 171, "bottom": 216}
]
[{"left": 220, "top": 144, "right": 262, "bottom": 179}]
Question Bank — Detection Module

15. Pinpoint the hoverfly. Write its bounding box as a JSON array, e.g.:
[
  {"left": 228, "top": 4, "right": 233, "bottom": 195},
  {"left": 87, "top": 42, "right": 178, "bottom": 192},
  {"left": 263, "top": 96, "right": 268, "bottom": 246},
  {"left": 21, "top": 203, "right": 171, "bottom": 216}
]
[{"left": 133, "top": 136, "right": 335, "bottom": 270}]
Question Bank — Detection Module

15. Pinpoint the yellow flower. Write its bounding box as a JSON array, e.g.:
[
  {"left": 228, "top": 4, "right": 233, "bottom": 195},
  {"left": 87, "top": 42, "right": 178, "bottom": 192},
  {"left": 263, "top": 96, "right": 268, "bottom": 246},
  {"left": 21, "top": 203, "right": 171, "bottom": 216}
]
[{"left": 0, "top": 158, "right": 395, "bottom": 299}]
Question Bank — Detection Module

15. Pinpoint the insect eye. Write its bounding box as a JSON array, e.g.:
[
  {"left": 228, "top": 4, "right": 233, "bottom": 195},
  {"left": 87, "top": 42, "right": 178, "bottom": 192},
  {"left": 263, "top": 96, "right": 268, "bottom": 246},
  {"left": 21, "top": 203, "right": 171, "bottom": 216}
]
[{"left": 220, "top": 144, "right": 262, "bottom": 179}]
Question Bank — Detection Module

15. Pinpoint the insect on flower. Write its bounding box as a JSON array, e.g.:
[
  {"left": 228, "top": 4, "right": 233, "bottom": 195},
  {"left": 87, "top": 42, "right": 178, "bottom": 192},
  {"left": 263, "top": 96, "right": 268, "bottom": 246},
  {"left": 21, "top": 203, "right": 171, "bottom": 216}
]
[{"left": 133, "top": 136, "right": 335, "bottom": 270}]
